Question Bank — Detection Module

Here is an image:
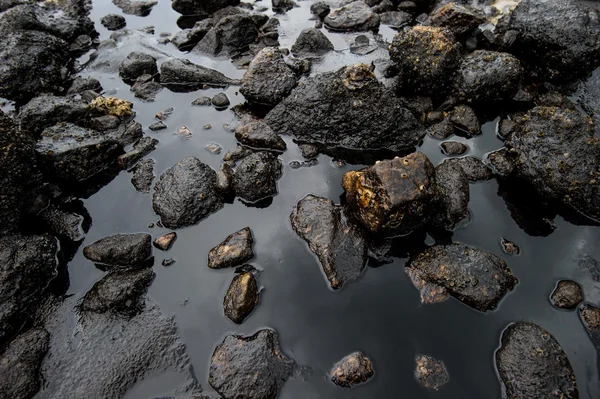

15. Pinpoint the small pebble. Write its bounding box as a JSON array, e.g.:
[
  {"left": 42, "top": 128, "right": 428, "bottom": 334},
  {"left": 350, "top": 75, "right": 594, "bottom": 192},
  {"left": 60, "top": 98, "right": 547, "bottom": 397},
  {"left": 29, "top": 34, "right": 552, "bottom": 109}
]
[
  {"left": 156, "top": 107, "right": 174, "bottom": 120},
  {"left": 162, "top": 258, "right": 176, "bottom": 266},
  {"left": 206, "top": 143, "right": 223, "bottom": 154},
  {"left": 148, "top": 223, "right": 154, "bottom": 228},
  {"left": 203, "top": 124, "right": 212, "bottom": 130},
  {"left": 500, "top": 238, "right": 520, "bottom": 255},
  {"left": 149, "top": 121, "right": 167, "bottom": 131},
  {"left": 176, "top": 125, "right": 192, "bottom": 137},
  {"left": 192, "top": 96, "right": 212, "bottom": 106}
]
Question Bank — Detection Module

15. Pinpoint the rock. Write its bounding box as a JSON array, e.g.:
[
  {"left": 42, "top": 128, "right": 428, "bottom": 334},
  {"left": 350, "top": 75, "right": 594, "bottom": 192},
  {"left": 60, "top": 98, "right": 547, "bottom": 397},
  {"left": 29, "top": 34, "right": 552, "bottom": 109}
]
[
  {"left": 550, "top": 280, "right": 583, "bottom": 309},
  {"left": 299, "top": 143, "right": 319, "bottom": 159},
  {"left": 224, "top": 145, "right": 254, "bottom": 163},
  {"left": 406, "top": 267, "right": 449, "bottom": 304},
  {"left": 486, "top": 148, "right": 515, "bottom": 176},
  {"left": 18, "top": 95, "right": 89, "bottom": 138},
  {"left": 342, "top": 152, "right": 438, "bottom": 236},
  {"left": 575, "top": 69, "right": 600, "bottom": 127},
  {"left": 152, "top": 157, "right": 223, "bottom": 228},
  {"left": 148, "top": 122, "right": 167, "bottom": 132},
  {"left": 310, "top": 1, "right": 330, "bottom": 19},
  {"left": 505, "top": 106, "right": 600, "bottom": 222},
  {"left": 290, "top": 195, "right": 367, "bottom": 289},
  {"left": 216, "top": 163, "right": 235, "bottom": 194},
  {"left": 455, "top": 51, "right": 523, "bottom": 102},
  {"left": 444, "top": 156, "right": 492, "bottom": 182},
  {"left": 379, "top": 11, "right": 412, "bottom": 29},
  {"left": 192, "top": 96, "right": 212, "bottom": 106},
  {"left": 170, "top": 19, "right": 213, "bottom": 51},
  {"left": 88, "top": 115, "right": 120, "bottom": 131},
  {"left": 131, "top": 74, "right": 163, "bottom": 101},
  {"left": 83, "top": 233, "right": 152, "bottom": 268},
  {"left": 162, "top": 258, "right": 176, "bottom": 266},
  {"left": 206, "top": 142, "right": 222, "bottom": 154},
  {"left": 101, "top": 13, "right": 126, "bottom": 30},
  {"left": 500, "top": 238, "right": 520, "bottom": 255},
  {"left": 0, "top": 31, "right": 71, "bottom": 103},
  {"left": 112, "top": 0, "right": 157, "bottom": 16},
  {"left": 265, "top": 64, "right": 424, "bottom": 152},
  {"left": 240, "top": 47, "right": 297, "bottom": 106},
  {"left": 212, "top": 92, "right": 230, "bottom": 108},
  {"left": 440, "top": 141, "right": 467, "bottom": 155},
  {"left": 235, "top": 121, "right": 286, "bottom": 151},
  {"left": 155, "top": 107, "right": 173, "bottom": 120},
  {"left": 428, "top": 2, "right": 485, "bottom": 39},
  {"left": 291, "top": 28, "right": 334, "bottom": 57},
  {"left": 507, "top": 0, "right": 600, "bottom": 82},
  {"left": 415, "top": 354, "right": 449, "bottom": 390},
  {"left": 208, "top": 227, "right": 254, "bottom": 269},
  {"left": 223, "top": 271, "right": 259, "bottom": 323},
  {"left": 406, "top": 243, "right": 518, "bottom": 312},
  {"left": 449, "top": 104, "right": 479, "bottom": 136},
  {"left": 194, "top": 14, "right": 260, "bottom": 56},
  {"left": 130, "top": 158, "right": 154, "bottom": 193},
  {"left": 0, "top": 234, "right": 57, "bottom": 346},
  {"left": 67, "top": 76, "right": 102, "bottom": 95},
  {"left": 160, "top": 58, "right": 239, "bottom": 90},
  {"left": 272, "top": 0, "right": 296, "bottom": 13},
  {"left": 330, "top": 352, "right": 374, "bottom": 388},
  {"left": 80, "top": 268, "right": 155, "bottom": 316},
  {"left": 579, "top": 303, "right": 600, "bottom": 352},
  {"left": 117, "top": 136, "right": 159, "bottom": 169},
  {"left": 153, "top": 232, "right": 177, "bottom": 251},
  {"left": 172, "top": 0, "right": 240, "bottom": 17},
  {"left": 209, "top": 329, "right": 295, "bottom": 399},
  {"left": 496, "top": 322, "right": 578, "bottom": 399},
  {"left": 0, "top": 328, "right": 50, "bottom": 399},
  {"left": 433, "top": 160, "right": 469, "bottom": 230},
  {"left": 39, "top": 205, "right": 87, "bottom": 242},
  {"left": 390, "top": 26, "right": 460, "bottom": 96},
  {"left": 426, "top": 120, "right": 455, "bottom": 140},
  {"left": 233, "top": 152, "right": 282, "bottom": 203},
  {"left": 349, "top": 34, "right": 378, "bottom": 55},
  {"left": 324, "top": 2, "right": 380, "bottom": 32},
  {"left": 119, "top": 51, "right": 157, "bottom": 81}
]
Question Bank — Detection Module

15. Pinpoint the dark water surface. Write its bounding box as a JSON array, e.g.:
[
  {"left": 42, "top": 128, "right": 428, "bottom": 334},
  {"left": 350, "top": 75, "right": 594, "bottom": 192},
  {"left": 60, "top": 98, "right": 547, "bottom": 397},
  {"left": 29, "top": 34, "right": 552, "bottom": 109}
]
[{"left": 30, "top": 0, "right": 600, "bottom": 398}]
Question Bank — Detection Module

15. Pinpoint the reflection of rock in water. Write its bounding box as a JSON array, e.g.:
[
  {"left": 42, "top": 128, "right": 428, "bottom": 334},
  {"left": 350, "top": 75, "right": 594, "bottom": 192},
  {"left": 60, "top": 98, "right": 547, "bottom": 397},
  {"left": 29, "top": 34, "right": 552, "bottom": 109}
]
[{"left": 36, "top": 297, "right": 202, "bottom": 399}]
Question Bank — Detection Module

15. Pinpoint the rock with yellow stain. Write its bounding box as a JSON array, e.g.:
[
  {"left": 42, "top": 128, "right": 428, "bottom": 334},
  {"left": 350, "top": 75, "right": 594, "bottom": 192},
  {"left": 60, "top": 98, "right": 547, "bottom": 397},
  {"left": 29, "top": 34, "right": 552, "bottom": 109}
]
[
  {"left": 330, "top": 351, "right": 374, "bottom": 388},
  {"left": 88, "top": 96, "right": 133, "bottom": 118},
  {"left": 414, "top": 354, "right": 449, "bottom": 390},
  {"left": 223, "top": 271, "right": 259, "bottom": 324},
  {"left": 208, "top": 227, "right": 254, "bottom": 269}
]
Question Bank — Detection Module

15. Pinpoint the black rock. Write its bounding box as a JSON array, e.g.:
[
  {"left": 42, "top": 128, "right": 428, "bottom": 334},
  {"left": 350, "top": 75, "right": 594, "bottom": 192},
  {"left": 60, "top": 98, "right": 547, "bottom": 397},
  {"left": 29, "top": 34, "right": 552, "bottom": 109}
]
[
  {"left": 153, "top": 232, "right": 177, "bottom": 251},
  {"left": 440, "top": 141, "right": 467, "bottom": 155},
  {"left": 433, "top": 160, "right": 469, "bottom": 230},
  {"left": 486, "top": 148, "right": 515, "bottom": 177},
  {"left": 428, "top": 2, "right": 485, "bottom": 39},
  {"left": 444, "top": 156, "right": 492, "bottom": 182},
  {"left": 119, "top": 51, "right": 157, "bottom": 81},
  {"left": 324, "top": 1, "right": 380, "bottom": 32},
  {"left": 80, "top": 268, "right": 155, "bottom": 317},
  {"left": 265, "top": 64, "right": 424, "bottom": 152},
  {"left": 18, "top": 95, "right": 89, "bottom": 137},
  {"left": 495, "top": 322, "right": 578, "bottom": 399},
  {"left": 449, "top": 104, "right": 479, "bottom": 137},
  {"left": 39, "top": 205, "right": 87, "bottom": 242},
  {"left": 0, "top": 328, "right": 50, "bottom": 399},
  {"left": 170, "top": 19, "right": 213, "bottom": 51},
  {"left": 235, "top": 121, "right": 286, "bottom": 151},
  {"left": 83, "top": 233, "right": 152, "bottom": 268},
  {"left": 160, "top": 58, "right": 239, "bottom": 90},
  {"left": 117, "top": 136, "right": 159, "bottom": 169},
  {"left": 131, "top": 74, "right": 163, "bottom": 101},
  {"left": 208, "top": 227, "right": 255, "bottom": 269},
  {"left": 212, "top": 92, "right": 230, "bottom": 108},
  {"left": 192, "top": 96, "right": 212, "bottom": 106},
  {"left": 67, "top": 76, "right": 103, "bottom": 94},
  {"left": 415, "top": 354, "right": 449, "bottom": 390},
  {"left": 172, "top": 0, "right": 240, "bottom": 17},
  {"left": 550, "top": 280, "right": 583, "bottom": 310},
  {"left": 223, "top": 271, "right": 259, "bottom": 323},
  {"left": 455, "top": 50, "right": 523, "bottom": 102},
  {"left": 216, "top": 163, "right": 235, "bottom": 195},
  {"left": 224, "top": 145, "right": 255, "bottom": 163},
  {"left": 152, "top": 157, "right": 223, "bottom": 228},
  {"left": 194, "top": 14, "right": 260, "bottom": 56},
  {"left": 272, "top": 0, "right": 296, "bottom": 13},
  {"left": 330, "top": 352, "right": 374, "bottom": 388},
  {"left": 209, "top": 329, "right": 296, "bottom": 399},
  {"left": 101, "top": 13, "right": 126, "bottom": 30},
  {"left": 290, "top": 194, "right": 367, "bottom": 289},
  {"left": 233, "top": 152, "right": 282, "bottom": 203},
  {"left": 112, "top": 0, "right": 157, "bottom": 16},
  {"left": 579, "top": 303, "right": 600, "bottom": 352},
  {"left": 426, "top": 119, "right": 455, "bottom": 140},
  {"left": 310, "top": 1, "right": 330, "bottom": 19},
  {"left": 379, "top": 11, "right": 412, "bottom": 29},
  {"left": 406, "top": 243, "right": 518, "bottom": 312}
]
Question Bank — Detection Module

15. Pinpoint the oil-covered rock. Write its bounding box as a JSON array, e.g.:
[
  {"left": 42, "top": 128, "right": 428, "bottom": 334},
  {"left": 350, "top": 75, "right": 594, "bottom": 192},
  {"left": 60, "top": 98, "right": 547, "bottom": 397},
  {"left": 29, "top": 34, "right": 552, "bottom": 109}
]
[
  {"left": 223, "top": 271, "right": 259, "bottom": 324},
  {"left": 330, "top": 351, "right": 374, "bottom": 388}
]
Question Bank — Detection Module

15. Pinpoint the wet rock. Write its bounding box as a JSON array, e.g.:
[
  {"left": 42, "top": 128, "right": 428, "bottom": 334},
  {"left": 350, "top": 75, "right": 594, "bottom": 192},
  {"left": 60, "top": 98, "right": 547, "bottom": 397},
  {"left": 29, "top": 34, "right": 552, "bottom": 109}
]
[
  {"left": 233, "top": 152, "right": 282, "bottom": 203},
  {"left": 162, "top": 258, "right": 176, "bottom": 266},
  {"left": 80, "top": 268, "right": 155, "bottom": 316},
  {"left": 265, "top": 64, "right": 424, "bottom": 152},
  {"left": 192, "top": 96, "right": 212, "bottom": 106},
  {"left": 160, "top": 58, "right": 239, "bottom": 90},
  {"left": 349, "top": 34, "right": 378, "bottom": 55},
  {"left": 235, "top": 121, "right": 286, "bottom": 151},
  {"left": 119, "top": 51, "right": 157, "bottom": 81},
  {"left": 209, "top": 329, "right": 295, "bottom": 399},
  {"left": 112, "top": 0, "right": 157, "bottom": 16},
  {"left": 330, "top": 352, "right": 374, "bottom": 388},
  {"left": 505, "top": 106, "right": 600, "bottom": 222},
  {"left": 406, "top": 267, "right": 449, "bottom": 304},
  {"left": 299, "top": 143, "right": 319, "bottom": 159},
  {"left": 426, "top": 119, "right": 455, "bottom": 140},
  {"left": 428, "top": 2, "right": 485, "bottom": 39},
  {"left": 291, "top": 28, "right": 334, "bottom": 57},
  {"left": 496, "top": 322, "right": 578, "bottom": 399},
  {"left": 0, "top": 328, "right": 50, "bottom": 399},
  {"left": 0, "top": 31, "right": 71, "bottom": 103},
  {"left": 342, "top": 152, "right": 437, "bottom": 236},
  {"left": 486, "top": 148, "right": 515, "bottom": 177},
  {"left": 224, "top": 145, "right": 254, "bottom": 163},
  {"left": 379, "top": 11, "right": 412, "bottom": 29},
  {"left": 148, "top": 122, "right": 167, "bottom": 133},
  {"left": 153, "top": 232, "right": 177, "bottom": 251},
  {"left": 172, "top": 0, "right": 240, "bottom": 18},
  {"left": 448, "top": 104, "right": 479, "bottom": 137},
  {"left": 223, "top": 271, "right": 259, "bottom": 323},
  {"left": 131, "top": 74, "right": 163, "bottom": 101},
  {"left": 206, "top": 142, "right": 223, "bottom": 154},
  {"left": 216, "top": 163, "right": 235, "bottom": 195},
  {"left": 208, "top": 228, "right": 254, "bottom": 269},
  {"left": 390, "top": 26, "right": 460, "bottom": 97},
  {"left": 212, "top": 92, "right": 230, "bottom": 108},
  {"left": 550, "top": 280, "right": 583, "bottom": 310},
  {"left": 324, "top": 1, "right": 380, "bottom": 32},
  {"left": 117, "top": 136, "right": 158, "bottom": 169},
  {"left": 500, "top": 238, "right": 520, "bottom": 255},
  {"left": 406, "top": 243, "right": 518, "bottom": 312},
  {"left": 440, "top": 141, "right": 467, "bottom": 155},
  {"left": 576, "top": 69, "right": 600, "bottom": 127},
  {"left": 455, "top": 50, "right": 523, "bottom": 103},
  {"left": 507, "top": 0, "right": 600, "bottom": 82},
  {"left": 310, "top": 1, "right": 330, "bottom": 19},
  {"left": 290, "top": 195, "right": 367, "bottom": 289},
  {"left": 101, "top": 13, "right": 126, "bottom": 30},
  {"left": 131, "top": 158, "right": 154, "bottom": 192},
  {"left": 272, "top": 0, "right": 296, "bottom": 13},
  {"left": 152, "top": 157, "right": 223, "bottom": 228},
  {"left": 18, "top": 95, "right": 89, "bottom": 137},
  {"left": 0, "top": 234, "right": 57, "bottom": 346},
  {"left": 39, "top": 205, "right": 87, "bottom": 242},
  {"left": 444, "top": 156, "right": 492, "bottom": 182},
  {"left": 433, "top": 161, "right": 469, "bottom": 230},
  {"left": 415, "top": 354, "right": 449, "bottom": 390},
  {"left": 155, "top": 107, "right": 173, "bottom": 120},
  {"left": 88, "top": 115, "right": 120, "bottom": 131},
  {"left": 170, "top": 19, "right": 213, "bottom": 51},
  {"left": 194, "top": 14, "right": 261, "bottom": 56},
  {"left": 579, "top": 303, "right": 600, "bottom": 351},
  {"left": 67, "top": 76, "right": 102, "bottom": 95},
  {"left": 83, "top": 233, "right": 152, "bottom": 269}
]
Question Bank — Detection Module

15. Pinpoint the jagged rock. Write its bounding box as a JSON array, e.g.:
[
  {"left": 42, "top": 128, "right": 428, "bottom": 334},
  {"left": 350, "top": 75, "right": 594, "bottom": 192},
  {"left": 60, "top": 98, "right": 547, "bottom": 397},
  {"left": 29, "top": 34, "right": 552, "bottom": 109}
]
[
  {"left": 83, "top": 233, "right": 152, "bottom": 268},
  {"left": 455, "top": 50, "right": 523, "bottom": 102},
  {"left": 101, "top": 13, "right": 126, "bottom": 30},
  {"left": 216, "top": 163, "right": 235, "bottom": 194},
  {"left": 342, "top": 152, "right": 437, "bottom": 236},
  {"left": 444, "top": 156, "right": 492, "bottom": 182},
  {"left": 117, "top": 136, "right": 158, "bottom": 169},
  {"left": 233, "top": 152, "right": 282, "bottom": 203},
  {"left": 291, "top": 28, "right": 333, "bottom": 57},
  {"left": 170, "top": 19, "right": 213, "bottom": 50},
  {"left": 310, "top": 1, "right": 330, "bottom": 19},
  {"left": 18, "top": 95, "right": 89, "bottom": 136},
  {"left": 579, "top": 303, "right": 600, "bottom": 352},
  {"left": 290, "top": 195, "right": 367, "bottom": 289},
  {"left": 209, "top": 329, "right": 296, "bottom": 399},
  {"left": 130, "top": 158, "right": 154, "bottom": 193},
  {"left": 324, "top": 1, "right": 380, "bottom": 32},
  {"left": 495, "top": 322, "right": 578, "bottom": 398},
  {"left": 550, "top": 280, "right": 583, "bottom": 309},
  {"left": 172, "top": 0, "right": 240, "bottom": 17},
  {"left": 426, "top": 120, "right": 455, "bottom": 140},
  {"left": 330, "top": 352, "right": 374, "bottom": 388},
  {"left": 194, "top": 14, "right": 260, "bottom": 56},
  {"left": 575, "top": 68, "right": 600, "bottom": 127},
  {"left": 223, "top": 271, "right": 259, "bottom": 323},
  {"left": 235, "top": 121, "right": 286, "bottom": 151},
  {"left": 500, "top": 238, "right": 520, "bottom": 255},
  {"left": 440, "top": 141, "right": 467, "bottom": 155},
  {"left": 486, "top": 148, "right": 514, "bottom": 177},
  {"left": 39, "top": 205, "right": 87, "bottom": 242},
  {"left": 155, "top": 107, "right": 173, "bottom": 120},
  {"left": 433, "top": 160, "right": 469, "bottom": 230},
  {"left": 223, "top": 145, "right": 254, "bottom": 163},
  {"left": 428, "top": 2, "right": 485, "bottom": 39},
  {"left": 379, "top": 11, "right": 412, "bottom": 29},
  {"left": 152, "top": 157, "right": 223, "bottom": 228},
  {"left": 160, "top": 58, "right": 239, "bottom": 91},
  {"left": 112, "top": 0, "right": 157, "bottom": 16},
  {"left": 449, "top": 104, "right": 479, "bottom": 136},
  {"left": 406, "top": 243, "right": 518, "bottom": 312},
  {"left": 208, "top": 227, "right": 254, "bottom": 269},
  {"left": 131, "top": 74, "right": 163, "bottom": 101},
  {"left": 153, "top": 232, "right": 177, "bottom": 251},
  {"left": 265, "top": 64, "right": 424, "bottom": 152},
  {"left": 119, "top": 51, "right": 157, "bottom": 81},
  {"left": 415, "top": 355, "right": 449, "bottom": 390}
]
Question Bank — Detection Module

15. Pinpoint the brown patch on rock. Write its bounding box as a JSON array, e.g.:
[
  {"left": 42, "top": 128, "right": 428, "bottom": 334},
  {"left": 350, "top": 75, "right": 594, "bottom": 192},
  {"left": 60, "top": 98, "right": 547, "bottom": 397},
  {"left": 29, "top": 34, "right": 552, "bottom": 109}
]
[
  {"left": 223, "top": 271, "right": 259, "bottom": 324},
  {"left": 208, "top": 227, "right": 255, "bottom": 269},
  {"left": 330, "top": 352, "right": 374, "bottom": 388}
]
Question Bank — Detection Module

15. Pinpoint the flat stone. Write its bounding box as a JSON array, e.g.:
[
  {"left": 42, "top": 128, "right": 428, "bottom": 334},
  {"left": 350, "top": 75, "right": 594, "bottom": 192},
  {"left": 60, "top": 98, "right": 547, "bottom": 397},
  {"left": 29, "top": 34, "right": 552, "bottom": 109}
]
[{"left": 83, "top": 233, "right": 152, "bottom": 268}]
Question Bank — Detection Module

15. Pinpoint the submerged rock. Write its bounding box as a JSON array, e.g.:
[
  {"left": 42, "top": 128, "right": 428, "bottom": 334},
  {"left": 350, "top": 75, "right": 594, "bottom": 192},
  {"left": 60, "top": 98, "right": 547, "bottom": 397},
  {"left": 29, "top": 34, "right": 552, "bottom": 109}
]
[
  {"left": 330, "top": 352, "right": 374, "bottom": 388},
  {"left": 153, "top": 232, "right": 177, "bottom": 251},
  {"left": 495, "top": 322, "right": 578, "bottom": 399},
  {"left": 233, "top": 152, "right": 282, "bottom": 203},
  {"left": 130, "top": 158, "right": 154, "bottom": 193},
  {"left": 406, "top": 243, "right": 518, "bottom": 312},
  {"left": 101, "top": 14, "right": 126, "bottom": 30},
  {"left": 209, "top": 329, "right": 296, "bottom": 399},
  {"left": 160, "top": 58, "right": 239, "bottom": 91},
  {"left": 550, "top": 280, "right": 583, "bottom": 310},
  {"left": 234, "top": 121, "right": 286, "bottom": 151},
  {"left": 208, "top": 227, "right": 255, "bottom": 269},
  {"left": 223, "top": 271, "right": 259, "bottom": 323},
  {"left": 290, "top": 195, "right": 367, "bottom": 290},
  {"left": 83, "top": 233, "right": 152, "bottom": 268},
  {"left": 291, "top": 28, "right": 334, "bottom": 57},
  {"left": 579, "top": 303, "right": 600, "bottom": 352},
  {"left": 324, "top": 1, "right": 380, "bottom": 32},
  {"left": 152, "top": 157, "right": 223, "bottom": 228},
  {"left": 433, "top": 160, "right": 469, "bottom": 230},
  {"left": 415, "top": 354, "right": 449, "bottom": 390},
  {"left": 265, "top": 64, "right": 424, "bottom": 152}
]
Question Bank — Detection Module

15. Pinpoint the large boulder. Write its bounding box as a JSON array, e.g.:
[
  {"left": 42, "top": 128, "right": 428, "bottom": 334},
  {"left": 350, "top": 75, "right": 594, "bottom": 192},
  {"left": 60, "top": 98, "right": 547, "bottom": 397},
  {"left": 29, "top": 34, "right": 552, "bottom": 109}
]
[
  {"left": 18, "top": 95, "right": 89, "bottom": 137},
  {"left": 152, "top": 157, "right": 223, "bottom": 229},
  {"left": 495, "top": 322, "right": 578, "bottom": 398},
  {"left": 264, "top": 64, "right": 424, "bottom": 152},
  {"left": 172, "top": 0, "right": 240, "bottom": 17},
  {"left": 324, "top": 1, "right": 380, "bottom": 32},
  {"left": 160, "top": 58, "right": 239, "bottom": 91},
  {"left": 506, "top": 0, "right": 600, "bottom": 82}
]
